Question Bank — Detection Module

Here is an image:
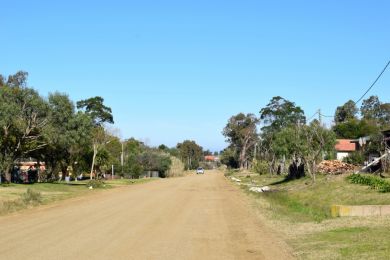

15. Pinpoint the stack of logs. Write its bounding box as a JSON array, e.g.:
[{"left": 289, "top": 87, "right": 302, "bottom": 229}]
[{"left": 317, "top": 160, "right": 356, "bottom": 175}]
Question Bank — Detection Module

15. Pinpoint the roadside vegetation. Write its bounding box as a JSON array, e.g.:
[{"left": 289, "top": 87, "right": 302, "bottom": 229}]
[
  {"left": 0, "top": 178, "right": 154, "bottom": 215},
  {"left": 227, "top": 171, "right": 390, "bottom": 259},
  {"left": 0, "top": 71, "right": 204, "bottom": 184},
  {"left": 222, "top": 95, "right": 390, "bottom": 259}
]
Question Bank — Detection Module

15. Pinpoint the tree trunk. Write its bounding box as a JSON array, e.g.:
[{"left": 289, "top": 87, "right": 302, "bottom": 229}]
[
  {"left": 90, "top": 144, "right": 97, "bottom": 180},
  {"left": 61, "top": 165, "right": 68, "bottom": 181},
  {"left": 239, "top": 147, "right": 247, "bottom": 169},
  {"left": 4, "top": 164, "right": 11, "bottom": 183}
]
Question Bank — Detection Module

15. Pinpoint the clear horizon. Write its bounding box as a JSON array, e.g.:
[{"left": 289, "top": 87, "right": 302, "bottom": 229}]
[{"left": 2, "top": 0, "right": 390, "bottom": 151}]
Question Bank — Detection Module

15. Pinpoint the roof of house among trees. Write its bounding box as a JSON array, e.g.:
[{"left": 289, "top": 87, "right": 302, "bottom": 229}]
[{"left": 335, "top": 139, "right": 357, "bottom": 152}]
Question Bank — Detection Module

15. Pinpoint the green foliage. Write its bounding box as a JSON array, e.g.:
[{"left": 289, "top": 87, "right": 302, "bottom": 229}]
[
  {"left": 222, "top": 113, "right": 258, "bottom": 168},
  {"left": 361, "top": 95, "right": 382, "bottom": 120},
  {"left": 347, "top": 174, "right": 390, "bottom": 193},
  {"left": 252, "top": 160, "right": 269, "bottom": 175},
  {"left": 137, "top": 150, "right": 172, "bottom": 174},
  {"left": 0, "top": 81, "right": 49, "bottom": 180},
  {"left": 124, "top": 154, "right": 144, "bottom": 178},
  {"left": 333, "top": 118, "right": 379, "bottom": 139},
  {"left": 86, "top": 179, "right": 106, "bottom": 189},
  {"left": 76, "top": 96, "right": 114, "bottom": 125},
  {"left": 42, "top": 92, "right": 93, "bottom": 179},
  {"left": 343, "top": 151, "right": 364, "bottom": 166},
  {"left": 273, "top": 121, "right": 336, "bottom": 180},
  {"left": 260, "top": 96, "right": 306, "bottom": 133},
  {"left": 220, "top": 147, "right": 239, "bottom": 168},
  {"left": 176, "top": 140, "right": 203, "bottom": 170},
  {"left": 360, "top": 95, "right": 390, "bottom": 128},
  {"left": 6, "top": 71, "right": 29, "bottom": 88},
  {"left": 334, "top": 100, "right": 358, "bottom": 123}
]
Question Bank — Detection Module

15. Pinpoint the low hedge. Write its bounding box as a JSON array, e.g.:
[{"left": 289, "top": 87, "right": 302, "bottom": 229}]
[
  {"left": 86, "top": 179, "right": 106, "bottom": 189},
  {"left": 347, "top": 174, "right": 390, "bottom": 193}
]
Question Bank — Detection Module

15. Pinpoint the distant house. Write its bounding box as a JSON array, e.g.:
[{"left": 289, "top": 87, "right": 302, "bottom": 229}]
[
  {"left": 11, "top": 159, "right": 45, "bottom": 183},
  {"left": 204, "top": 155, "right": 219, "bottom": 162},
  {"left": 335, "top": 139, "right": 357, "bottom": 161}
]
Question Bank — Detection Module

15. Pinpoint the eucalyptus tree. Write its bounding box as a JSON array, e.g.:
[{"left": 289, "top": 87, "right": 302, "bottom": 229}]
[
  {"left": 0, "top": 81, "right": 49, "bottom": 181},
  {"left": 77, "top": 96, "right": 114, "bottom": 179},
  {"left": 334, "top": 100, "right": 358, "bottom": 124},
  {"left": 176, "top": 140, "right": 203, "bottom": 170},
  {"left": 41, "top": 92, "right": 93, "bottom": 180},
  {"left": 273, "top": 121, "right": 335, "bottom": 182},
  {"left": 259, "top": 96, "right": 306, "bottom": 173},
  {"left": 223, "top": 113, "right": 259, "bottom": 169}
]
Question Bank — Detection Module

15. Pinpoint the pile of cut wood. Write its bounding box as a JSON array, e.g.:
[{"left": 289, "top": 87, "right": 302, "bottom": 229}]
[{"left": 317, "top": 160, "right": 355, "bottom": 174}]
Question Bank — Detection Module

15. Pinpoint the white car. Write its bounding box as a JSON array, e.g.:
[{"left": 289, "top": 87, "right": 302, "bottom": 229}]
[{"left": 196, "top": 167, "right": 205, "bottom": 174}]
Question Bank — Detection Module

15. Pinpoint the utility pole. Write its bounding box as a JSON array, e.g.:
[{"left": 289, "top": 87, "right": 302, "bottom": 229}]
[
  {"left": 112, "top": 165, "right": 114, "bottom": 179},
  {"left": 121, "top": 141, "right": 124, "bottom": 176},
  {"left": 318, "top": 109, "right": 322, "bottom": 124}
]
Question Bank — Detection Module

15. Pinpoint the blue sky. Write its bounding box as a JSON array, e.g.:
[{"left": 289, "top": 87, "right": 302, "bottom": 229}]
[{"left": 1, "top": 0, "right": 389, "bottom": 151}]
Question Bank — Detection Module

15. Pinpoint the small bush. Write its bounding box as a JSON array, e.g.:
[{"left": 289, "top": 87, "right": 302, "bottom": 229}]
[
  {"left": 21, "top": 188, "right": 42, "bottom": 204},
  {"left": 343, "top": 152, "right": 365, "bottom": 166},
  {"left": 86, "top": 179, "right": 106, "bottom": 189},
  {"left": 0, "top": 189, "right": 43, "bottom": 215},
  {"left": 252, "top": 160, "right": 269, "bottom": 175},
  {"left": 347, "top": 174, "right": 390, "bottom": 193}
]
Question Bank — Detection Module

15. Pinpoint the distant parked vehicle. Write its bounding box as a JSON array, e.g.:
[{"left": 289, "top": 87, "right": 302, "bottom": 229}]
[{"left": 196, "top": 167, "right": 205, "bottom": 174}]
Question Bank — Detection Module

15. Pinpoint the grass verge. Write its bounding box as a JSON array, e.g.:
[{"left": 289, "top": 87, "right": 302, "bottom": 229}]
[
  {"left": 0, "top": 178, "right": 156, "bottom": 216},
  {"left": 228, "top": 171, "right": 390, "bottom": 259}
]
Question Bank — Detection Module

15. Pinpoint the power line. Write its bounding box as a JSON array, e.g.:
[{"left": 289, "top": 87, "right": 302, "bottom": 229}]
[
  {"left": 307, "top": 111, "right": 319, "bottom": 121},
  {"left": 320, "top": 113, "right": 334, "bottom": 118},
  {"left": 354, "top": 59, "right": 390, "bottom": 105},
  {"left": 308, "top": 59, "right": 390, "bottom": 122}
]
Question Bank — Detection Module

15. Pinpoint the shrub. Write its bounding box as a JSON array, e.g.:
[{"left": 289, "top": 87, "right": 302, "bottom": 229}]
[
  {"left": 347, "top": 174, "right": 390, "bottom": 193},
  {"left": 252, "top": 160, "right": 269, "bottom": 175},
  {"left": 86, "top": 179, "right": 106, "bottom": 189},
  {"left": 166, "top": 156, "right": 185, "bottom": 177},
  {"left": 21, "top": 188, "right": 42, "bottom": 204},
  {"left": 0, "top": 189, "right": 43, "bottom": 215},
  {"left": 343, "top": 152, "right": 365, "bottom": 166}
]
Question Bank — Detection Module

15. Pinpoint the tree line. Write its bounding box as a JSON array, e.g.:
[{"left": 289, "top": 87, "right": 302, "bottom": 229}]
[
  {"left": 0, "top": 71, "right": 213, "bottom": 182},
  {"left": 221, "top": 95, "right": 390, "bottom": 181}
]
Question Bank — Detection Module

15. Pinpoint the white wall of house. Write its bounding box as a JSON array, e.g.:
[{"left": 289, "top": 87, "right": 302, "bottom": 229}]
[{"left": 337, "top": 152, "right": 350, "bottom": 161}]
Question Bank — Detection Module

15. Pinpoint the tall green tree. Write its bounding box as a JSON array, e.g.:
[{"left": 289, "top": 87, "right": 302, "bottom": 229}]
[
  {"left": 219, "top": 147, "right": 239, "bottom": 168},
  {"left": 332, "top": 118, "right": 379, "bottom": 139},
  {"left": 273, "top": 122, "right": 335, "bottom": 182},
  {"left": 223, "top": 113, "right": 259, "bottom": 169},
  {"left": 258, "top": 96, "right": 305, "bottom": 173},
  {"left": 76, "top": 96, "right": 114, "bottom": 179},
  {"left": 260, "top": 96, "right": 306, "bottom": 133},
  {"left": 334, "top": 100, "right": 358, "bottom": 124},
  {"left": 0, "top": 74, "right": 5, "bottom": 86},
  {"left": 137, "top": 149, "right": 172, "bottom": 176},
  {"left": 6, "top": 71, "right": 29, "bottom": 88},
  {"left": 41, "top": 92, "right": 93, "bottom": 180},
  {"left": 77, "top": 96, "right": 114, "bottom": 125},
  {"left": 379, "top": 103, "right": 390, "bottom": 128},
  {"left": 361, "top": 95, "right": 382, "bottom": 120},
  {"left": 177, "top": 140, "right": 203, "bottom": 170},
  {"left": 0, "top": 82, "right": 49, "bottom": 181}
]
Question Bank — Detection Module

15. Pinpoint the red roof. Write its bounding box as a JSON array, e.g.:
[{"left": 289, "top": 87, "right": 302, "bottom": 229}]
[
  {"left": 204, "top": 155, "right": 215, "bottom": 161},
  {"left": 335, "top": 139, "right": 356, "bottom": 152}
]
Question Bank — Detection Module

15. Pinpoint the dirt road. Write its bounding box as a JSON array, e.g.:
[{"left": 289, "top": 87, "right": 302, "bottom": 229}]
[{"left": 0, "top": 171, "right": 292, "bottom": 260}]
